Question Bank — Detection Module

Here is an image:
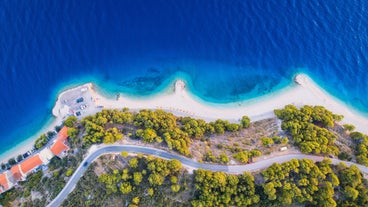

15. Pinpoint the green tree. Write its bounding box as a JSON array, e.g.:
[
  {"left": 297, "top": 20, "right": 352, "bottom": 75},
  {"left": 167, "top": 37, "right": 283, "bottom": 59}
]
[
  {"left": 103, "top": 127, "right": 123, "bottom": 144},
  {"left": 8, "top": 158, "right": 16, "bottom": 165},
  {"left": 281, "top": 137, "right": 289, "bottom": 144},
  {"left": 148, "top": 188, "right": 154, "bottom": 196},
  {"left": 349, "top": 132, "right": 368, "bottom": 166},
  {"left": 132, "top": 197, "right": 139, "bottom": 205},
  {"left": 227, "top": 123, "right": 240, "bottom": 132},
  {"left": 250, "top": 149, "right": 262, "bottom": 157},
  {"left": 121, "top": 169, "right": 131, "bottom": 181},
  {"left": 136, "top": 128, "right": 157, "bottom": 143},
  {"left": 218, "top": 152, "right": 230, "bottom": 164},
  {"left": 67, "top": 127, "right": 79, "bottom": 139},
  {"left": 120, "top": 182, "right": 133, "bottom": 194},
  {"left": 203, "top": 150, "right": 216, "bottom": 162},
  {"left": 261, "top": 137, "right": 274, "bottom": 147},
  {"left": 148, "top": 173, "right": 164, "bottom": 186},
  {"left": 129, "top": 158, "right": 139, "bottom": 169},
  {"left": 233, "top": 151, "right": 249, "bottom": 163},
  {"left": 121, "top": 151, "right": 128, "bottom": 158},
  {"left": 241, "top": 116, "right": 251, "bottom": 128},
  {"left": 168, "top": 159, "right": 182, "bottom": 172},
  {"left": 171, "top": 184, "right": 181, "bottom": 192},
  {"left": 272, "top": 136, "right": 282, "bottom": 144},
  {"left": 343, "top": 124, "right": 355, "bottom": 132},
  {"left": 344, "top": 186, "right": 359, "bottom": 200},
  {"left": 274, "top": 105, "right": 340, "bottom": 155},
  {"left": 16, "top": 155, "right": 23, "bottom": 162},
  {"left": 64, "top": 116, "right": 77, "bottom": 127},
  {"left": 65, "top": 168, "right": 73, "bottom": 177},
  {"left": 133, "top": 172, "right": 143, "bottom": 185},
  {"left": 34, "top": 134, "right": 48, "bottom": 149},
  {"left": 263, "top": 182, "right": 277, "bottom": 200},
  {"left": 170, "top": 176, "right": 178, "bottom": 184}
]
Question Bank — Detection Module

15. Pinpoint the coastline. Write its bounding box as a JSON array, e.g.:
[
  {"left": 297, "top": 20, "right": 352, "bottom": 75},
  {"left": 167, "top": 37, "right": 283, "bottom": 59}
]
[
  {"left": 1, "top": 73, "right": 367, "bottom": 164},
  {"left": 93, "top": 74, "right": 368, "bottom": 132},
  {"left": 0, "top": 118, "right": 63, "bottom": 164}
]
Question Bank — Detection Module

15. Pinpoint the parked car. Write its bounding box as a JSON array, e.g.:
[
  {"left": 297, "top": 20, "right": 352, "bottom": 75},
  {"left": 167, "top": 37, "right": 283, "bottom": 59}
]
[{"left": 76, "top": 97, "right": 84, "bottom": 103}]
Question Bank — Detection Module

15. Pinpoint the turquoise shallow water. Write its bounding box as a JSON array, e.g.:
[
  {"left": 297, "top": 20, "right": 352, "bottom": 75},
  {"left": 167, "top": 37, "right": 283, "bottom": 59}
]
[{"left": 1, "top": 0, "right": 368, "bottom": 157}]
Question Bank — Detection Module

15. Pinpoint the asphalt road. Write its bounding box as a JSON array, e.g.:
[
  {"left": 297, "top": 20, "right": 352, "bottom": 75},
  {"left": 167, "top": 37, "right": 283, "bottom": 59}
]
[{"left": 47, "top": 144, "right": 368, "bottom": 207}]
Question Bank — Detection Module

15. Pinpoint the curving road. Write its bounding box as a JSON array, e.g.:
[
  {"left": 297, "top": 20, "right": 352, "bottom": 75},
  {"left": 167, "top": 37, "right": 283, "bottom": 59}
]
[{"left": 47, "top": 144, "right": 368, "bottom": 207}]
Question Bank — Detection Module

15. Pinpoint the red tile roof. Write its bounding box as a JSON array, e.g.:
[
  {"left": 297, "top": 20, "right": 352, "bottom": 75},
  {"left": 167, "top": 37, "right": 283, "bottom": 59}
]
[
  {"left": 10, "top": 165, "right": 22, "bottom": 181},
  {"left": 20, "top": 155, "right": 43, "bottom": 175},
  {"left": 0, "top": 173, "right": 8, "bottom": 192},
  {"left": 57, "top": 126, "right": 68, "bottom": 142},
  {"left": 50, "top": 140, "right": 69, "bottom": 156}
]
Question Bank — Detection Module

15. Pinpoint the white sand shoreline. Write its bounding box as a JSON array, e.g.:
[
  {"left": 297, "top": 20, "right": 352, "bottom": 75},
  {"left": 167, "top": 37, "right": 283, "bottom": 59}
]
[
  {"left": 93, "top": 74, "right": 368, "bottom": 133},
  {"left": 1, "top": 73, "right": 367, "bottom": 164}
]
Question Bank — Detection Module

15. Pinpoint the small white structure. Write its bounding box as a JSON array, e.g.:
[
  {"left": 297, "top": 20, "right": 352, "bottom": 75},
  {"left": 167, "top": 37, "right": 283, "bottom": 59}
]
[{"left": 280, "top": 147, "right": 288, "bottom": 152}]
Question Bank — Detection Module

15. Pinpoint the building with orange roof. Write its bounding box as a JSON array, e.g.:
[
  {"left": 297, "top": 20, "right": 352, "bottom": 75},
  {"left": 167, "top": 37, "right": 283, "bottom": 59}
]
[
  {"left": 50, "top": 126, "right": 69, "bottom": 158},
  {"left": 20, "top": 154, "right": 43, "bottom": 176},
  {"left": 0, "top": 171, "right": 15, "bottom": 193},
  {"left": 5, "top": 151, "right": 52, "bottom": 192},
  {"left": 57, "top": 126, "right": 68, "bottom": 142},
  {"left": 0, "top": 173, "right": 9, "bottom": 193},
  {"left": 10, "top": 164, "right": 23, "bottom": 181},
  {"left": 0, "top": 126, "right": 71, "bottom": 194},
  {"left": 50, "top": 140, "right": 69, "bottom": 157}
]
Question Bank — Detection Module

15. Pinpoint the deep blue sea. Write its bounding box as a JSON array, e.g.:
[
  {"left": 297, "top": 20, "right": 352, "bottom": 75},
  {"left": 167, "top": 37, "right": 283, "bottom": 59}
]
[{"left": 1, "top": 0, "right": 368, "bottom": 156}]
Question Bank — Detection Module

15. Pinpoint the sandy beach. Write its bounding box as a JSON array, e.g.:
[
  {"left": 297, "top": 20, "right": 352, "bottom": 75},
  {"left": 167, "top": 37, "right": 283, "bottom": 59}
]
[
  {"left": 1, "top": 73, "right": 367, "bottom": 164},
  {"left": 93, "top": 74, "right": 368, "bottom": 134}
]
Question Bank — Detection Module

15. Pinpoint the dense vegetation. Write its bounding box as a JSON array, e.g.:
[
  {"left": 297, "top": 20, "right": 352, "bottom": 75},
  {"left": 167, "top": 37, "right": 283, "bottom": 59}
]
[
  {"left": 202, "top": 150, "right": 232, "bottom": 164},
  {"left": 56, "top": 108, "right": 368, "bottom": 206},
  {"left": 343, "top": 124, "right": 355, "bottom": 132},
  {"left": 274, "top": 105, "right": 342, "bottom": 155},
  {"left": 259, "top": 159, "right": 368, "bottom": 206},
  {"left": 192, "top": 170, "right": 259, "bottom": 206},
  {"left": 63, "top": 116, "right": 77, "bottom": 128},
  {"left": 349, "top": 131, "right": 368, "bottom": 166},
  {"left": 80, "top": 109, "right": 250, "bottom": 156},
  {"left": 61, "top": 155, "right": 368, "bottom": 207},
  {"left": 63, "top": 155, "right": 190, "bottom": 207},
  {"left": 261, "top": 159, "right": 337, "bottom": 206},
  {"left": 33, "top": 129, "right": 59, "bottom": 150},
  {"left": 194, "top": 159, "right": 368, "bottom": 207},
  {"left": 232, "top": 149, "right": 262, "bottom": 163},
  {"left": 34, "top": 134, "right": 48, "bottom": 149}
]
